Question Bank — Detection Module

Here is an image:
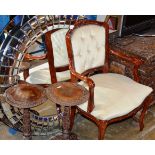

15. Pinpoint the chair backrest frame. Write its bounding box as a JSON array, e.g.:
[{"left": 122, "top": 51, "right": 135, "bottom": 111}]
[
  {"left": 45, "top": 28, "right": 69, "bottom": 83},
  {"left": 66, "top": 20, "right": 110, "bottom": 77}
]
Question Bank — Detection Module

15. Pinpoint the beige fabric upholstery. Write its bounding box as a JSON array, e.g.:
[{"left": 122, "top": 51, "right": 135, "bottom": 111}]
[
  {"left": 51, "top": 29, "right": 69, "bottom": 67},
  {"left": 71, "top": 25, "right": 106, "bottom": 73},
  {"left": 18, "top": 29, "right": 70, "bottom": 116},
  {"left": 19, "top": 29, "right": 70, "bottom": 84},
  {"left": 25, "top": 62, "right": 70, "bottom": 84},
  {"left": 78, "top": 73, "right": 153, "bottom": 120}
]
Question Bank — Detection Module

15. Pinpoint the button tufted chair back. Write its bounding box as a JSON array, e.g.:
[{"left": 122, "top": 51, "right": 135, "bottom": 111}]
[
  {"left": 66, "top": 20, "right": 109, "bottom": 74},
  {"left": 51, "top": 29, "right": 69, "bottom": 67},
  {"left": 66, "top": 20, "right": 153, "bottom": 140},
  {"left": 44, "top": 28, "right": 70, "bottom": 84},
  {"left": 19, "top": 28, "right": 71, "bottom": 117}
]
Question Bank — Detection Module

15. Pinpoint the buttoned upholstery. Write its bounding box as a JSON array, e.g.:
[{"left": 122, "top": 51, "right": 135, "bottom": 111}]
[
  {"left": 18, "top": 29, "right": 70, "bottom": 117},
  {"left": 66, "top": 20, "right": 153, "bottom": 139},
  {"left": 51, "top": 29, "right": 69, "bottom": 67},
  {"left": 19, "top": 29, "right": 70, "bottom": 84},
  {"left": 78, "top": 73, "right": 153, "bottom": 120},
  {"left": 71, "top": 25, "right": 106, "bottom": 73}
]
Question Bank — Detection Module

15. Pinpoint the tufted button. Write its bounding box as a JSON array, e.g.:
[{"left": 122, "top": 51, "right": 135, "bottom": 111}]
[
  {"left": 87, "top": 49, "right": 91, "bottom": 53},
  {"left": 97, "top": 47, "right": 100, "bottom": 51},
  {"left": 96, "top": 44, "right": 101, "bottom": 51},
  {"left": 77, "top": 52, "right": 82, "bottom": 57},
  {"left": 81, "top": 35, "right": 85, "bottom": 41},
  {"left": 90, "top": 32, "right": 95, "bottom": 39}
]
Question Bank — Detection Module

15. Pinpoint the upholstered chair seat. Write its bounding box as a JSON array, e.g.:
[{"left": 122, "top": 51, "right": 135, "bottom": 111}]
[
  {"left": 23, "top": 29, "right": 70, "bottom": 84},
  {"left": 66, "top": 20, "right": 153, "bottom": 139},
  {"left": 18, "top": 29, "right": 70, "bottom": 117},
  {"left": 78, "top": 73, "right": 152, "bottom": 120},
  {"left": 26, "top": 62, "right": 70, "bottom": 84}
]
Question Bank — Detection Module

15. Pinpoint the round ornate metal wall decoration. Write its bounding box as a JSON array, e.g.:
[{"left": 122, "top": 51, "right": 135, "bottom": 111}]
[{"left": 0, "top": 15, "right": 85, "bottom": 136}]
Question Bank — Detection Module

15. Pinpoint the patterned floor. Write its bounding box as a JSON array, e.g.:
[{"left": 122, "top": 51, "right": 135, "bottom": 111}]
[{"left": 1, "top": 104, "right": 155, "bottom": 140}]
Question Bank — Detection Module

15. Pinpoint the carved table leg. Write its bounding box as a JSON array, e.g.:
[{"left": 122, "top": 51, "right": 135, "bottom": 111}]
[
  {"left": 62, "top": 106, "right": 70, "bottom": 139},
  {"left": 23, "top": 108, "right": 31, "bottom": 140},
  {"left": 50, "top": 106, "right": 77, "bottom": 140}
]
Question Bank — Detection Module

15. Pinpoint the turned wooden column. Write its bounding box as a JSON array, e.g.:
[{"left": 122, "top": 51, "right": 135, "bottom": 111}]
[
  {"left": 23, "top": 108, "right": 31, "bottom": 139},
  {"left": 5, "top": 83, "right": 47, "bottom": 140},
  {"left": 62, "top": 106, "right": 70, "bottom": 139},
  {"left": 46, "top": 82, "right": 89, "bottom": 140}
]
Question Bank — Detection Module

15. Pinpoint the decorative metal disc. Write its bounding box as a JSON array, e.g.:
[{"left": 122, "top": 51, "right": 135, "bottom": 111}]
[
  {"left": 46, "top": 82, "right": 89, "bottom": 106},
  {"left": 5, "top": 83, "right": 47, "bottom": 109}
]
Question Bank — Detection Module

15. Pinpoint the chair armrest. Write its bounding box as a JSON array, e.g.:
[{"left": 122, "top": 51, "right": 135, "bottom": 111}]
[
  {"left": 24, "top": 53, "right": 47, "bottom": 61},
  {"left": 70, "top": 68, "right": 95, "bottom": 112},
  {"left": 70, "top": 68, "right": 95, "bottom": 88},
  {"left": 110, "top": 49, "right": 144, "bottom": 82},
  {"left": 110, "top": 49, "right": 144, "bottom": 66},
  {"left": 23, "top": 68, "right": 30, "bottom": 81},
  {"left": 19, "top": 62, "right": 31, "bottom": 81}
]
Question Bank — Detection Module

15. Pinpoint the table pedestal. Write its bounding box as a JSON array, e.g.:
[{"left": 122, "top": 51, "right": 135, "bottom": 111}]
[
  {"left": 46, "top": 82, "right": 89, "bottom": 140},
  {"left": 50, "top": 106, "right": 77, "bottom": 140},
  {"left": 23, "top": 108, "right": 31, "bottom": 140},
  {"left": 5, "top": 83, "right": 47, "bottom": 140}
]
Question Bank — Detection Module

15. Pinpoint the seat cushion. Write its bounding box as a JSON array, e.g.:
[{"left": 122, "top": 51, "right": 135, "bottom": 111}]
[
  {"left": 78, "top": 73, "right": 153, "bottom": 120},
  {"left": 18, "top": 62, "right": 70, "bottom": 84},
  {"left": 25, "top": 62, "right": 70, "bottom": 84}
]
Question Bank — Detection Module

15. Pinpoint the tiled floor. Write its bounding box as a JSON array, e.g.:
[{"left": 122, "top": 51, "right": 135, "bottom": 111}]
[{"left": 1, "top": 104, "right": 155, "bottom": 140}]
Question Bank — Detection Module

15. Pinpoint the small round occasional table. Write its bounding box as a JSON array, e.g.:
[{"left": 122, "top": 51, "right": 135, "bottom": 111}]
[
  {"left": 5, "top": 83, "right": 47, "bottom": 139},
  {"left": 46, "top": 82, "right": 89, "bottom": 140}
]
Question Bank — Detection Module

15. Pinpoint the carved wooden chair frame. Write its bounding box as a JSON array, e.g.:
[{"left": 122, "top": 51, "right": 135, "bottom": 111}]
[
  {"left": 23, "top": 28, "right": 69, "bottom": 86},
  {"left": 22, "top": 28, "right": 70, "bottom": 117},
  {"left": 66, "top": 20, "right": 153, "bottom": 139}
]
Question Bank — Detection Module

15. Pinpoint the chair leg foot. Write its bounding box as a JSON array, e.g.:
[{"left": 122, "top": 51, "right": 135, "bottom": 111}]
[
  {"left": 139, "top": 97, "right": 152, "bottom": 131},
  {"left": 98, "top": 121, "right": 107, "bottom": 140},
  {"left": 139, "top": 107, "right": 147, "bottom": 131}
]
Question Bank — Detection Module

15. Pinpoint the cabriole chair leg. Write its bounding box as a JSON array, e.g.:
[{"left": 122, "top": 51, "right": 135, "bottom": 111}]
[
  {"left": 98, "top": 120, "right": 108, "bottom": 140},
  {"left": 139, "top": 96, "right": 152, "bottom": 131}
]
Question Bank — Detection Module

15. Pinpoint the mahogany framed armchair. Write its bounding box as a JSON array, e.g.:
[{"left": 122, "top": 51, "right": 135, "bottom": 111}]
[
  {"left": 18, "top": 28, "right": 71, "bottom": 116},
  {"left": 20, "top": 28, "right": 70, "bottom": 84},
  {"left": 66, "top": 20, "right": 153, "bottom": 139}
]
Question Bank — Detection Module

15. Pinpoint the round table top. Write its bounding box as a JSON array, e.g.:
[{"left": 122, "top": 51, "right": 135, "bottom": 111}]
[
  {"left": 5, "top": 83, "right": 47, "bottom": 109},
  {"left": 46, "top": 82, "right": 89, "bottom": 106}
]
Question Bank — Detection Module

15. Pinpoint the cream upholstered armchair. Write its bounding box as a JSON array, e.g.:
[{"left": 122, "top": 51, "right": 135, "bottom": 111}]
[
  {"left": 18, "top": 29, "right": 70, "bottom": 116},
  {"left": 24, "top": 28, "right": 70, "bottom": 84},
  {"left": 66, "top": 20, "right": 153, "bottom": 140}
]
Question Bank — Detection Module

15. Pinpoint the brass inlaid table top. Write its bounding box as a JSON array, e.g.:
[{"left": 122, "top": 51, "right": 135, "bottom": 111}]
[
  {"left": 46, "top": 82, "right": 89, "bottom": 106},
  {"left": 5, "top": 83, "right": 47, "bottom": 109},
  {"left": 46, "top": 82, "right": 89, "bottom": 140},
  {"left": 5, "top": 83, "right": 47, "bottom": 140}
]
